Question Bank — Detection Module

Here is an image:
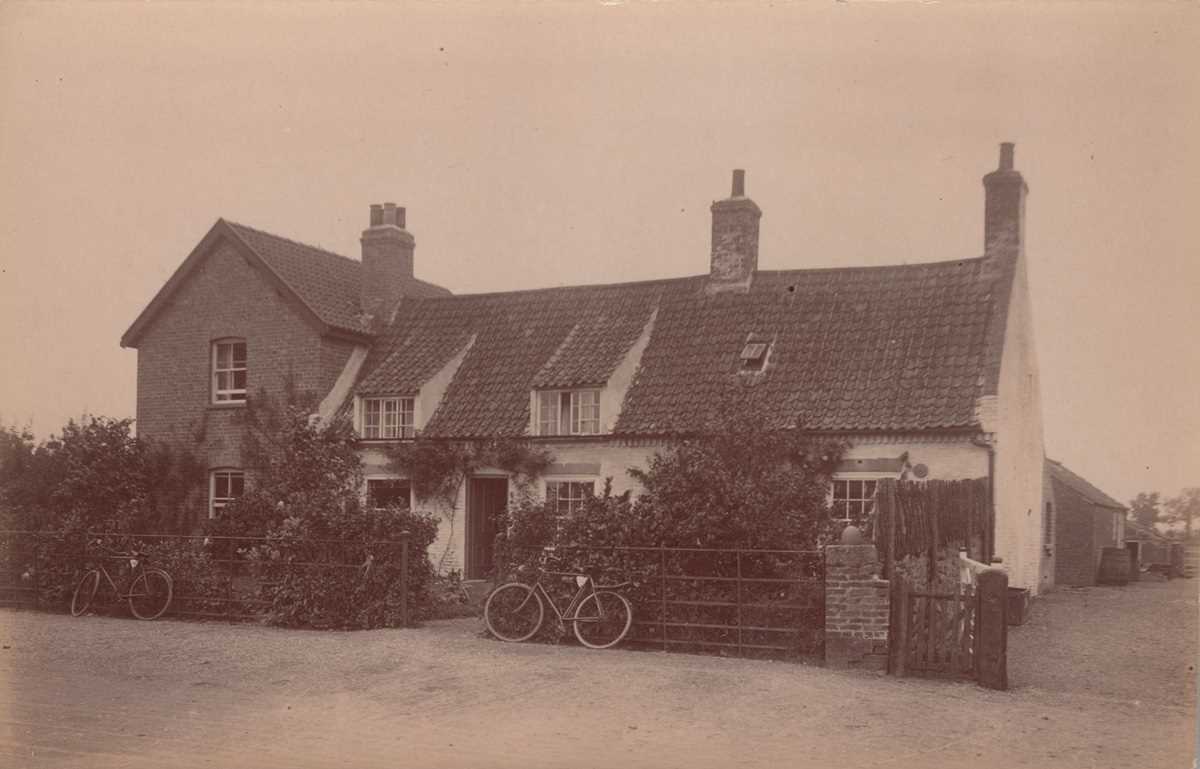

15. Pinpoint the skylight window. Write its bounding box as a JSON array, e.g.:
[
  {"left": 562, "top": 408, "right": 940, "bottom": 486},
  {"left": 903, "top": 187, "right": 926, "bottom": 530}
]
[{"left": 739, "top": 338, "right": 771, "bottom": 372}]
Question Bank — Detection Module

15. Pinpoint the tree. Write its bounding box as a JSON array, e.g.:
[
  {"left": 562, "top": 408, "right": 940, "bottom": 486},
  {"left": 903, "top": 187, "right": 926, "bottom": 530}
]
[
  {"left": 1163, "top": 488, "right": 1200, "bottom": 541},
  {"left": 1128, "top": 492, "right": 1161, "bottom": 530},
  {"left": 205, "top": 396, "right": 439, "bottom": 629},
  {"left": 0, "top": 417, "right": 202, "bottom": 533}
]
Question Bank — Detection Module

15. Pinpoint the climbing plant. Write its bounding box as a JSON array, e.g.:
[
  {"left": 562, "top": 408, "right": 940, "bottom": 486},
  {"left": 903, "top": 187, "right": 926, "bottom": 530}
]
[{"left": 387, "top": 436, "right": 554, "bottom": 570}]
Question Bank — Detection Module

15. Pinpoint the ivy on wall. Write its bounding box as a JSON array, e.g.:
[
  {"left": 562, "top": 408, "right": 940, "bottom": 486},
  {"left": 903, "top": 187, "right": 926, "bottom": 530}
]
[{"left": 387, "top": 437, "right": 554, "bottom": 571}]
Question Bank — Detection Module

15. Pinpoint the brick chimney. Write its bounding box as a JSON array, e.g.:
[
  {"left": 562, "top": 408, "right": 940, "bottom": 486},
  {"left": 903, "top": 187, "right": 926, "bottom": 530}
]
[
  {"left": 360, "top": 202, "right": 414, "bottom": 319},
  {"left": 707, "top": 169, "right": 761, "bottom": 293},
  {"left": 982, "top": 142, "right": 1028, "bottom": 256}
]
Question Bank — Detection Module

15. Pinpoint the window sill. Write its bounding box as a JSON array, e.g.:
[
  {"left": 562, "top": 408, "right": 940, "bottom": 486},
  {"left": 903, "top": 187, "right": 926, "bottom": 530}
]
[{"left": 207, "top": 402, "right": 247, "bottom": 411}]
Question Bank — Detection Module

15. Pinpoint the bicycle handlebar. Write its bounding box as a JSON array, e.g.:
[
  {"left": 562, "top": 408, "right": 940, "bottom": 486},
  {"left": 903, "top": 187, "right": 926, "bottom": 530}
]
[{"left": 90, "top": 540, "right": 142, "bottom": 559}]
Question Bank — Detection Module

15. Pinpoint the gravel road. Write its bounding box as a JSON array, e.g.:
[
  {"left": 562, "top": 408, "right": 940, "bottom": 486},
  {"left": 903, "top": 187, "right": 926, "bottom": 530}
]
[{"left": 0, "top": 578, "right": 1194, "bottom": 769}]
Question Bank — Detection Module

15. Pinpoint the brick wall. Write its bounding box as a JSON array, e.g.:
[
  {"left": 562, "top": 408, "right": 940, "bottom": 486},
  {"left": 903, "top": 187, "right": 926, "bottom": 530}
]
[
  {"left": 824, "top": 543, "right": 889, "bottom": 670},
  {"left": 133, "top": 239, "right": 354, "bottom": 526}
]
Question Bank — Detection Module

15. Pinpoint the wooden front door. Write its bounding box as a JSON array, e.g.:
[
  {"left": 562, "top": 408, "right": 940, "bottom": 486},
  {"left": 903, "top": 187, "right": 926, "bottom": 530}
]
[{"left": 466, "top": 477, "right": 507, "bottom": 580}]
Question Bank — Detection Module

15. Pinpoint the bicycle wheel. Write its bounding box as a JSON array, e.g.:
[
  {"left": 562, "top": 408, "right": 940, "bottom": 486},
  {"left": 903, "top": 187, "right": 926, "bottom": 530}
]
[
  {"left": 71, "top": 570, "right": 100, "bottom": 617},
  {"left": 128, "top": 569, "right": 173, "bottom": 620},
  {"left": 483, "top": 582, "right": 544, "bottom": 642},
  {"left": 572, "top": 591, "right": 632, "bottom": 650}
]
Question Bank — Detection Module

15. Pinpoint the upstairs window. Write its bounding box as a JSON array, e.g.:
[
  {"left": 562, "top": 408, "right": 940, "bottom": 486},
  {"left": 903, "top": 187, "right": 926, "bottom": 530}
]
[
  {"left": 367, "top": 478, "right": 412, "bottom": 510},
  {"left": 361, "top": 397, "right": 415, "bottom": 440},
  {"left": 212, "top": 340, "right": 247, "bottom": 403},
  {"left": 546, "top": 480, "right": 595, "bottom": 516},
  {"left": 537, "top": 390, "right": 601, "bottom": 436},
  {"left": 831, "top": 478, "right": 878, "bottom": 527},
  {"left": 210, "top": 469, "right": 245, "bottom": 518}
]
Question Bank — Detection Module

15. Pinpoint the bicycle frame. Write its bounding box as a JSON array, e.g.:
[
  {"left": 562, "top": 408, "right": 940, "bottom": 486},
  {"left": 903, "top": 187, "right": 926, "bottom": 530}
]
[
  {"left": 91, "top": 555, "right": 151, "bottom": 600},
  {"left": 526, "top": 572, "right": 601, "bottom": 625}
]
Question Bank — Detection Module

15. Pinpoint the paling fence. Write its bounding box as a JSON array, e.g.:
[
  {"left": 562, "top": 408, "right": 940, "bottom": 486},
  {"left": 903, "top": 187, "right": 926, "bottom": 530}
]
[
  {"left": 0, "top": 529, "right": 415, "bottom": 626},
  {"left": 872, "top": 477, "right": 1007, "bottom": 689},
  {"left": 499, "top": 544, "right": 825, "bottom": 660},
  {"left": 874, "top": 477, "right": 992, "bottom": 581}
]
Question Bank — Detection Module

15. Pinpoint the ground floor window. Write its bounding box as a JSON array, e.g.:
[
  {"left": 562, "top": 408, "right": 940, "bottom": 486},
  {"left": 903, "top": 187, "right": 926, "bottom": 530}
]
[
  {"left": 546, "top": 480, "right": 595, "bottom": 516},
  {"left": 831, "top": 478, "right": 879, "bottom": 527},
  {"left": 367, "top": 478, "right": 412, "bottom": 510},
  {"left": 210, "top": 469, "right": 245, "bottom": 517}
]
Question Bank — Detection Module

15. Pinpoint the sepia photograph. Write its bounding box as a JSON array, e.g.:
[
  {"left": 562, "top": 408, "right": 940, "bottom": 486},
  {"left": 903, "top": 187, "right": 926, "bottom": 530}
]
[{"left": 0, "top": 2, "right": 1197, "bottom": 767}]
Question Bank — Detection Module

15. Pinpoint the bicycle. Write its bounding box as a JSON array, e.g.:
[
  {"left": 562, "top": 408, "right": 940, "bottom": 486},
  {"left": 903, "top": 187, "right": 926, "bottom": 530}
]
[
  {"left": 483, "top": 553, "right": 633, "bottom": 649},
  {"left": 70, "top": 540, "right": 174, "bottom": 620}
]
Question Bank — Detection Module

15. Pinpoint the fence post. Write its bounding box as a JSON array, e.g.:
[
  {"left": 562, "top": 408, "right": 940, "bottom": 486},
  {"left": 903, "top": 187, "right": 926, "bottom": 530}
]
[
  {"left": 891, "top": 577, "right": 909, "bottom": 677},
  {"left": 659, "top": 546, "right": 667, "bottom": 651},
  {"left": 884, "top": 479, "right": 896, "bottom": 580},
  {"left": 399, "top": 530, "right": 410, "bottom": 628},
  {"left": 735, "top": 550, "right": 743, "bottom": 657},
  {"left": 976, "top": 567, "right": 1008, "bottom": 690}
]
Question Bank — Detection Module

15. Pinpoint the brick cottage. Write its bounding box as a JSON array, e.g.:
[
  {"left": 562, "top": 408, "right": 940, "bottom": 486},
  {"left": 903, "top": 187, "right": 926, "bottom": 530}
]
[{"left": 121, "top": 144, "right": 1053, "bottom": 593}]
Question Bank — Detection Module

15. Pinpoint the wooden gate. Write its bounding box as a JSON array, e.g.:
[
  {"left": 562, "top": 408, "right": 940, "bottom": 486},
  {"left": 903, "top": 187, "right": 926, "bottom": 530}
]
[
  {"left": 890, "top": 570, "right": 1008, "bottom": 689},
  {"left": 890, "top": 579, "right": 976, "bottom": 679}
]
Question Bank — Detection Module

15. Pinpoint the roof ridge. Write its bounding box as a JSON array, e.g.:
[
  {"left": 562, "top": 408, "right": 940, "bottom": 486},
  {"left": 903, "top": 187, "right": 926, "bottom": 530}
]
[
  {"left": 383, "top": 256, "right": 990, "bottom": 303},
  {"left": 222, "top": 219, "right": 360, "bottom": 266},
  {"left": 757, "top": 254, "right": 988, "bottom": 276},
  {"left": 423, "top": 274, "right": 697, "bottom": 300}
]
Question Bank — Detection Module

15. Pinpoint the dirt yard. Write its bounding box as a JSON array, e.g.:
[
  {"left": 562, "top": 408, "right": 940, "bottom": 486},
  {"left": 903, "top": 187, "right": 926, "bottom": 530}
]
[{"left": 0, "top": 578, "right": 1195, "bottom": 769}]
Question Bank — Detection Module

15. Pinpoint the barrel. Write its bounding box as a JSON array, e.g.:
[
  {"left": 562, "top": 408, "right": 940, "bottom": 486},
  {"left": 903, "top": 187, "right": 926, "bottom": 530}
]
[{"left": 1097, "top": 547, "right": 1131, "bottom": 585}]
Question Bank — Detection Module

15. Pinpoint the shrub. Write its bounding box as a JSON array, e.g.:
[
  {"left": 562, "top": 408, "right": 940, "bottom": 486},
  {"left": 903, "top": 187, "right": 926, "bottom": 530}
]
[
  {"left": 205, "top": 394, "right": 441, "bottom": 629},
  {"left": 493, "top": 408, "right": 844, "bottom": 654}
]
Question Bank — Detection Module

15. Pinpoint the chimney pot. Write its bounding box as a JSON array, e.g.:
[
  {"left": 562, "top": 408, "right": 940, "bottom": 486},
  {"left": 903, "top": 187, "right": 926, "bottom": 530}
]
[
  {"left": 361, "top": 199, "right": 416, "bottom": 318},
  {"left": 983, "top": 142, "right": 1027, "bottom": 254},
  {"left": 707, "top": 170, "right": 761, "bottom": 293},
  {"left": 999, "top": 142, "right": 1015, "bottom": 171}
]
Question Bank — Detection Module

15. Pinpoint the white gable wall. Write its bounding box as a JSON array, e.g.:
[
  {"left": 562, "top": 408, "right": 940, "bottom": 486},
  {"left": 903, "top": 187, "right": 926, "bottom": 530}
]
[{"left": 985, "top": 251, "right": 1048, "bottom": 593}]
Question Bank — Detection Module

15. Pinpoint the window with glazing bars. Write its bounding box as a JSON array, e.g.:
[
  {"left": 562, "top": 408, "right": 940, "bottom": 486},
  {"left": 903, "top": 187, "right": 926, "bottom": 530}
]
[
  {"left": 362, "top": 397, "right": 415, "bottom": 439},
  {"left": 536, "top": 390, "right": 600, "bottom": 435},
  {"left": 831, "top": 479, "right": 878, "bottom": 526},
  {"left": 212, "top": 340, "right": 247, "bottom": 403},
  {"left": 546, "top": 480, "right": 595, "bottom": 516}
]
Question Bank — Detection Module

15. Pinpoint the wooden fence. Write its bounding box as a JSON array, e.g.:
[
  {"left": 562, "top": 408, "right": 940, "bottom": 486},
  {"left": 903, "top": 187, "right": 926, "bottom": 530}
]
[{"left": 875, "top": 477, "right": 992, "bottom": 581}]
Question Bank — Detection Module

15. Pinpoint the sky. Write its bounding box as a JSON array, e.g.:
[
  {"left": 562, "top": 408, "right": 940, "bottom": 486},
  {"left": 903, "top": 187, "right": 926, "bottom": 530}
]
[{"left": 0, "top": 1, "right": 1196, "bottom": 505}]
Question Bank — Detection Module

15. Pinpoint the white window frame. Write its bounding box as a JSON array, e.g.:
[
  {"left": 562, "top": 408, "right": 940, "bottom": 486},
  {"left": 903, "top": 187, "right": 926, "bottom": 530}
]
[
  {"left": 364, "top": 475, "right": 414, "bottom": 511},
  {"left": 211, "top": 339, "right": 247, "bottom": 404},
  {"left": 359, "top": 396, "right": 415, "bottom": 440},
  {"left": 829, "top": 474, "right": 889, "bottom": 527},
  {"left": 209, "top": 469, "right": 245, "bottom": 518},
  {"left": 535, "top": 389, "right": 601, "bottom": 436},
  {"left": 545, "top": 479, "right": 596, "bottom": 517}
]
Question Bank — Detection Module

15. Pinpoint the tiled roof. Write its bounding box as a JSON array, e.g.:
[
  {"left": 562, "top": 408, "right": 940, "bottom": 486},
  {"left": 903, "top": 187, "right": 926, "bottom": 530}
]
[
  {"left": 226, "top": 221, "right": 450, "bottom": 335},
  {"left": 355, "top": 279, "right": 668, "bottom": 435},
  {"left": 352, "top": 256, "right": 1001, "bottom": 437},
  {"left": 1046, "top": 459, "right": 1127, "bottom": 510}
]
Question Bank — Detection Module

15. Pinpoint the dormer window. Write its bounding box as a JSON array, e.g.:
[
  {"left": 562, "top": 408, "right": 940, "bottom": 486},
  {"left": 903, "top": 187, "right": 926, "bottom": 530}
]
[
  {"left": 212, "top": 339, "right": 247, "bottom": 403},
  {"left": 537, "top": 389, "right": 600, "bottom": 436},
  {"left": 361, "top": 396, "right": 415, "bottom": 439},
  {"left": 739, "top": 335, "right": 771, "bottom": 372}
]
